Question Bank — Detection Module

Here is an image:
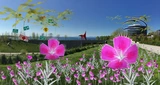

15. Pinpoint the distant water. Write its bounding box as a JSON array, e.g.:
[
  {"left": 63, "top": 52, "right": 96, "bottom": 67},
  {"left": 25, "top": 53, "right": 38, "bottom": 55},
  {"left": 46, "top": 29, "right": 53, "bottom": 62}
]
[{"left": 52, "top": 37, "right": 96, "bottom": 40}]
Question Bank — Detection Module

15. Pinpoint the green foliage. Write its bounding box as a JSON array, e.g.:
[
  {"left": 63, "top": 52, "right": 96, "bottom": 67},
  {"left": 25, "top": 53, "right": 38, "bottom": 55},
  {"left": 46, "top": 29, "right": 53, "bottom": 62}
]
[
  {"left": 0, "top": 40, "right": 39, "bottom": 52},
  {"left": 131, "top": 34, "right": 160, "bottom": 46},
  {"left": 8, "top": 56, "right": 13, "bottom": 64},
  {"left": 96, "top": 36, "right": 110, "bottom": 40},
  {"left": 0, "top": 44, "right": 98, "bottom": 65},
  {"left": 0, "top": 0, "right": 72, "bottom": 28},
  {"left": 1, "top": 55, "right": 7, "bottom": 64},
  {"left": 20, "top": 49, "right": 27, "bottom": 55},
  {"left": 32, "top": 54, "right": 37, "bottom": 61},
  {"left": 15, "top": 55, "right": 22, "bottom": 63},
  {"left": 111, "top": 28, "right": 127, "bottom": 38}
]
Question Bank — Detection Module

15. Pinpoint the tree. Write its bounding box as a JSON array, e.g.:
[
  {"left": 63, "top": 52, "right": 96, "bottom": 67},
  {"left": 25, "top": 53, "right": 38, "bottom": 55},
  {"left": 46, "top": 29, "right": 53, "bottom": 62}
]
[
  {"left": 64, "top": 35, "right": 67, "bottom": 40},
  {"left": 111, "top": 28, "right": 126, "bottom": 38},
  {"left": 36, "top": 33, "right": 39, "bottom": 40},
  {"left": 32, "top": 32, "right": 36, "bottom": 40},
  {"left": 13, "top": 33, "right": 18, "bottom": 40},
  {"left": 96, "top": 36, "right": 100, "bottom": 40},
  {"left": 1, "top": 55, "right": 7, "bottom": 64},
  {"left": 56, "top": 34, "right": 60, "bottom": 40},
  {"left": 48, "top": 33, "right": 53, "bottom": 39},
  {"left": 8, "top": 56, "right": 13, "bottom": 64}
]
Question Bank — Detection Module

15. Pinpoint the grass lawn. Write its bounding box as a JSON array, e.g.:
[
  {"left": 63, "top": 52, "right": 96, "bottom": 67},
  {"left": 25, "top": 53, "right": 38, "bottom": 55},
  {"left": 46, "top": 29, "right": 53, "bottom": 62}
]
[
  {"left": 0, "top": 44, "right": 102, "bottom": 69},
  {"left": 0, "top": 41, "right": 39, "bottom": 52},
  {"left": 1, "top": 41, "right": 160, "bottom": 85}
]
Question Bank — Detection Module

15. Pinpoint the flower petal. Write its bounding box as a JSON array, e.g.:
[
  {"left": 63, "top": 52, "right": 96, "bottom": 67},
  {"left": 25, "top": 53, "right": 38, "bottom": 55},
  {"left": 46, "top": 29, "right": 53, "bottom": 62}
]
[
  {"left": 124, "top": 44, "right": 138, "bottom": 64},
  {"left": 48, "top": 38, "right": 59, "bottom": 48},
  {"left": 100, "top": 44, "right": 116, "bottom": 61},
  {"left": 45, "top": 54, "right": 59, "bottom": 60},
  {"left": 40, "top": 43, "right": 49, "bottom": 55},
  {"left": 55, "top": 44, "right": 65, "bottom": 56},
  {"left": 108, "top": 59, "right": 128, "bottom": 69},
  {"left": 113, "top": 36, "right": 131, "bottom": 53}
]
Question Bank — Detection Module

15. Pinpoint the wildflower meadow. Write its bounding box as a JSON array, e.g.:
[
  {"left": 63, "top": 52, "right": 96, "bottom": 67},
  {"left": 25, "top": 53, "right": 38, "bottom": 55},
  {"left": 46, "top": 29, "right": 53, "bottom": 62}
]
[{"left": 0, "top": 36, "right": 160, "bottom": 85}]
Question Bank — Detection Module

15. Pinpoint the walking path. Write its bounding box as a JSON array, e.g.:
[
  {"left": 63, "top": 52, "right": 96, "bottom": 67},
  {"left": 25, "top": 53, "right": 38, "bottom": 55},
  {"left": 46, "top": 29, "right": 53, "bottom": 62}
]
[
  {"left": 0, "top": 52, "right": 40, "bottom": 56},
  {"left": 134, "top": 42, "right": 160, "bottom": 55},
  {"left": 0, "top": 43, "right": 160, "bottom": 55}
]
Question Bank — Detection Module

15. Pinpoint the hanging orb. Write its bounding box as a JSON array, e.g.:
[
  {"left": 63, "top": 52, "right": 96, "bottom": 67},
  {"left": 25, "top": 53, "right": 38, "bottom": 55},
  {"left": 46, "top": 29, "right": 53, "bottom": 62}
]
[{"left": 43, "top": 27, "right": 48, "bottom": 32}]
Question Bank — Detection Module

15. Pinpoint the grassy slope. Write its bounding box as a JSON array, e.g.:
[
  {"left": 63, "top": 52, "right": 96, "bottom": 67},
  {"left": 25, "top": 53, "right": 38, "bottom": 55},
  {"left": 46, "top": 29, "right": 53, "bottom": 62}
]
[
  {"left": 0, "top": 45, "right": 102, "bottom": 72},
  {"left": 1, "top": 41, "right": 160, "bottom": 84},
  {"left": 0, "top": 41, "right": 39, "bottom": 52}
]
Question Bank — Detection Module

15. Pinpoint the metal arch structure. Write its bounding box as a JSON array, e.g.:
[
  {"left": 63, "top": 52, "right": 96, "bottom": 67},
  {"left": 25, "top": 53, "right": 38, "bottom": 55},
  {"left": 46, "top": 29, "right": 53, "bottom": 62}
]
[
  {"left": 124, "top": 19, "right": 148, "bottom": 36},
  {"left": 124, "top": 19, "right": 147, "bottom": 29}
]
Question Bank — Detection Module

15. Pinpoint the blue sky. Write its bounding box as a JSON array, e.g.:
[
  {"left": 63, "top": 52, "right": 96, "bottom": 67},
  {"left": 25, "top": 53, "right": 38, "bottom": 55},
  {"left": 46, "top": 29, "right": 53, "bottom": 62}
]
[{"left": 0, "top": 0, "right": 159, "bottom": 37}]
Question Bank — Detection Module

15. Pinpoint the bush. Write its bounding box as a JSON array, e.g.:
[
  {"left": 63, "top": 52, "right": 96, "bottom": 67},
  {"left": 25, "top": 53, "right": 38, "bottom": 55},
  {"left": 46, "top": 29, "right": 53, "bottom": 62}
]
[
  {"left": 38, "top": 54, "right": 45, "bottom": 61},
  {"left": 15, "top": 55, "right": 22, "bottom": 63},
  {"left": 8, "top": 56, "right": 13, "bottom": 64},
  {"left": 1, "top": 55, "right": 7, "bottom": 64},
  {"left": 32, "top": 54, "right": 38, "bottom": 61},
  {"left": 20, "top": 49, "right": 27, "bottom": 55}
]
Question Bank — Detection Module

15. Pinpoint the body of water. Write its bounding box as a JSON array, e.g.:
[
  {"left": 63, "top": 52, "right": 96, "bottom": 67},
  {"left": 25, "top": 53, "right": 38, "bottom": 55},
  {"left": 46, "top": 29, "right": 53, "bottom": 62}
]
[{"left": 52, "top": 37, "right": 96, "bottom": 40}]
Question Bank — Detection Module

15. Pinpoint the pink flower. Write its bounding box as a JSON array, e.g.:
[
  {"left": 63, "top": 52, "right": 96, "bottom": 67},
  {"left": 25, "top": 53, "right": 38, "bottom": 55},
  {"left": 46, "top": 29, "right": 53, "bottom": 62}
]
[
  {"left": 87, "top": 62, "right": 91, "bottom": 67},
  {"left": 148, "top": 70, "right": 152, "bottom": 74},
  {"left": 82, "top": 72, "right": 86, "bottom": 77},
  {"left": 136, "top": 73, "right": 140, "bottom": 76},
  {"left": 79, "top": 58, "right": 83, "bottom": 61},
  {"left": 71, "top": 68, "right": 75, "bottom": 72},
  {"left": 36, "top": 71, "right": 42, "bottom": 76},
  {"left": 76, "top": 80, "right": 81, "bottom": 85},
  {"left": 40, "top": 38, "right": 65, "bottom": 60},
  {"left": 82, "top": 66, "right": 86, "bottom": 71},
  {"left": 12, "top": 78, "right": 18, "bottom": 85},
  {"left": 140, "top": 58, "right": 144, "bottom": 62},
  {"left": 1, "top": 75, "right": 6, "bottom": 80},
  {"left": 100, "top": 36, "right": 138, "bottom": 69},
  {"left": 98, "top": 79, "right": 102, "bottom": 83},
  {"left": 27, "top": 55, "right": 32, "bottom": 60},
  {"left": 36, "top": 63, "right": 42, "bottom": 68},
  {"left": 89, "top": 71, "right": 94, "bottom": 77},
  {"left": 147, "top": 62, "right": 152, "bottom": 67},
  {"left": 16, "top": 61, "right": 22, "bottom": 69},
  {"left": 110, "top": 76, "right": 114, "bottom": 80},
  {"left": 94, "top": 77, "right": 97, "bottom": 80},
  {"left": 10, "top": 70, "right": 14, "bottom": 77},
  {"left": 85, "top": 77, "right": 89, "bottom": 81},
  {"left": 34, "top": 77, "right": 38, "bottom": 81},
  {"left": 138, "top": 66, "right": 143, "bottom": 71},
  {"left": 7, "top": 66, "right": 12, "bottom": 70},
  {"left": 155, "top": 63, "right": 158, "bottom": 68},
  {"left": 88, "top": 83, "right": 92, "bottom": 85},
  {"left": 90, "top": 76, "right": 94, "bottom": 80},
  {"left": 104, "top": 77, "right": 108, "bottom": 80},
  {"left": 100, "top": 73, "right": 105, "bottom": 79},
  {"left": 65, "top": 77, "right": 71, "bottom": 83},
  {"left": 74, "top": 73, "right": 78, "bottom": 79},
  {"left": 23, "top": 61, "right": 28, "bottom": 65},
  {"left": 91, "top": 66, "right": 94, "bottom": 70}
]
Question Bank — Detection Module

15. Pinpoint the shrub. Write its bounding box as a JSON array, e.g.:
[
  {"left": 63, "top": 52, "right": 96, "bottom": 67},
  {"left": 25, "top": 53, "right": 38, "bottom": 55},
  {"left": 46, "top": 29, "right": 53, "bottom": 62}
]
[
  {"left": 20, "top": 49, "right": 27, "bottom": 55},
  {"left": 15, "top": 55, "right": 22, "bottom": 63},
  {"left": 1, "top": 55, "right": 7, "bottom": 64},
  {"left": 8, "top": 56, "right": 13, "bottom": 64},
  {"left": 32, "top": 54, "right": 37, "bottom": 61}
]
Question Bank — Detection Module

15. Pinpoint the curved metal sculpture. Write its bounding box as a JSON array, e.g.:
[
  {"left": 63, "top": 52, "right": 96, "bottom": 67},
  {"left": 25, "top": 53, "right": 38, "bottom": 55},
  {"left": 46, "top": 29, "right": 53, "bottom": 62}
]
[
  {"left": 124, "top": 19, "right": 147, "bottom": 29},
  {"left": 124, "top": 19, "right": 148, "bottom": 35}
]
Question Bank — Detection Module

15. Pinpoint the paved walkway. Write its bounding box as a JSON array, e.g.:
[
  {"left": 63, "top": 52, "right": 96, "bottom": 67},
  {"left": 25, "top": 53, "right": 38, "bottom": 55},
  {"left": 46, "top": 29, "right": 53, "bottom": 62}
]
[
  {"left": 0, "top": 43, "right": 160, "bottom": 55},
  {"left": 134, "top": 42, "right": 160, "bottom": 55},
  {"left": 0, "top": 52, "right": 40, "bottom": 56}
]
